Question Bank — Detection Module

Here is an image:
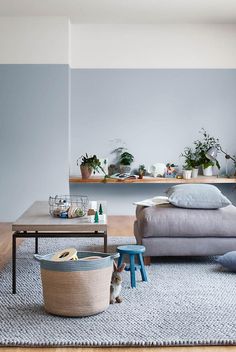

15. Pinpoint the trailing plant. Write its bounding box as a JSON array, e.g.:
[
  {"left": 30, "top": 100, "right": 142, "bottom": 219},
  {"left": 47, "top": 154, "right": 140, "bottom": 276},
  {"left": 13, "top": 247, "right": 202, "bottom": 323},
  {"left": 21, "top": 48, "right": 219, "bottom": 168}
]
[
  {"left": 193, "top": 128, "right": 221, "bottom": 169},
  {"left": 77, "top": 154, "right": 106, "bottom": 174}
]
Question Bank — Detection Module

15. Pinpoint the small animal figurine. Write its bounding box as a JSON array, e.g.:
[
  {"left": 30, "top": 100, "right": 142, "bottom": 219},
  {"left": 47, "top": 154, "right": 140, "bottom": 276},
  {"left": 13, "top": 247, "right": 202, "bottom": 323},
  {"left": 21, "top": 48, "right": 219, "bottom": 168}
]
[{"left": 110, "top": 262, "right": 126, "bottom": 304}]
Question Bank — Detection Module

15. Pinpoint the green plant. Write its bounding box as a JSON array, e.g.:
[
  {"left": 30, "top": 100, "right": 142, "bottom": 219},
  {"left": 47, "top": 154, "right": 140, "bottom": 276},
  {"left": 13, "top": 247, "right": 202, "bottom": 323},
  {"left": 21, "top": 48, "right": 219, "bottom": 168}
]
[
  {"left": 194, "top": 128, "right": 221, "bottom": 169},
  {"left": 139, "top": 164, "right": 146, "bottom": 172},
  {"left": 181, "top": 147, "right": 200, "bottom": 170},
  {"left": 77, "top": 154, "right": 106, "bottom": 174},
  {"left": 119, "top": 151, "right": 134, "bottom": 166}
]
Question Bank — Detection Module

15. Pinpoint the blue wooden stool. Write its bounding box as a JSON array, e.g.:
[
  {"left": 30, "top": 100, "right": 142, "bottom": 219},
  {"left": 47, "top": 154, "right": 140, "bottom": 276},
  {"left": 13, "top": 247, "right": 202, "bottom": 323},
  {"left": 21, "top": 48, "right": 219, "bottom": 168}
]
[{"left": 117, "top": 245, "right": 148, "bottom": 288}]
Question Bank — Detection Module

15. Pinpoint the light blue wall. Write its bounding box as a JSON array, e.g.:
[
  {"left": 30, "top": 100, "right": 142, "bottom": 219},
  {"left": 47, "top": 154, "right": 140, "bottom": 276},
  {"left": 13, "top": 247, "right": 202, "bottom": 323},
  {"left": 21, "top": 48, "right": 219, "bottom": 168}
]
[
  {"left": 70, "top": 69, "right": 236, "bottom": 215},
  {"left": 0, "top": 65, "right": 70, "bottom": 221}
]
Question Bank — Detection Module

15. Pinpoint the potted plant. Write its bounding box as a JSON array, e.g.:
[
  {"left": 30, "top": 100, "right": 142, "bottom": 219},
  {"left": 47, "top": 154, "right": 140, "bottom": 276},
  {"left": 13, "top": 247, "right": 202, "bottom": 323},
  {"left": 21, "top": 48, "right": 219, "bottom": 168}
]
[
  {"left": 77, "top": 154, "right": 106, "bottom": 179},
  {"left": 194, "top": 129, "right": 221, "bottom": 176},
  {"left": 119, "top": 150, "right": 134, "bottom": 174},
  {"left": 180, "top": 147, "right": 200, "bottom": 178},
  {"left": 138, "top": 165, "right": 146, "bottom": 179}
]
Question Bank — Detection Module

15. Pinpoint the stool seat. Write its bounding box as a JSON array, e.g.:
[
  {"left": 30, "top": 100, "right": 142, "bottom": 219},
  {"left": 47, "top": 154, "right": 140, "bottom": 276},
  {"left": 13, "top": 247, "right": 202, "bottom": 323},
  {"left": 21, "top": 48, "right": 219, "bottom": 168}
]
[
  {"left": 117, "top": 245, "right": 145, "bottom": 254},
  {"left": 117, "top": 244, "right": 148, "bottom": 288}
]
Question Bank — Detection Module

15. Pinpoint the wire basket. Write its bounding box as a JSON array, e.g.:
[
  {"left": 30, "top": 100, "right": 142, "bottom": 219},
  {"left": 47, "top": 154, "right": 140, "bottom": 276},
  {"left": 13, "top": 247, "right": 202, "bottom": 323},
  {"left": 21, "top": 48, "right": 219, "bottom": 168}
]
[{"left": 49, "top": 195, "right": 89, "bottom": 218}]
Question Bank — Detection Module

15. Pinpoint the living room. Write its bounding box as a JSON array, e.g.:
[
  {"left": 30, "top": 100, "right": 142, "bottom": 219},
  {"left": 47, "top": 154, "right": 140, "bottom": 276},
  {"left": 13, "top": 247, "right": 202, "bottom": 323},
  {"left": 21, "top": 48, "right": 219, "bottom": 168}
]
[{"left": 0, "top": 0, "right": 236, "bottom": 351}]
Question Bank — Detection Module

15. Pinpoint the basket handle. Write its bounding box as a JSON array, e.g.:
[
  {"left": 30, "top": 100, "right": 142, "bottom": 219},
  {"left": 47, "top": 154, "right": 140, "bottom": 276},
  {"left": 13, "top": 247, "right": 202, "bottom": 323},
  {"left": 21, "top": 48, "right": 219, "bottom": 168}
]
[{"left": 34, "top": 254, "right": 47, "bottom": 262}]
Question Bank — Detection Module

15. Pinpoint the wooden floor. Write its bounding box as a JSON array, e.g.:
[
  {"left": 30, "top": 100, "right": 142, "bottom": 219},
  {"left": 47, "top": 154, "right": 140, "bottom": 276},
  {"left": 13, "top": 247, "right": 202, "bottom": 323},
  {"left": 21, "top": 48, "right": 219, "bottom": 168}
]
[{"left": 0, "top": 217, "right": 235, "bottom": 352}]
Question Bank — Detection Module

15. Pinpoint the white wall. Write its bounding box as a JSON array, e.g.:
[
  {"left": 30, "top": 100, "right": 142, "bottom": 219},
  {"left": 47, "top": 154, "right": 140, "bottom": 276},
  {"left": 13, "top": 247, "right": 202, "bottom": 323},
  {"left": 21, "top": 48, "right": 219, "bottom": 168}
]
[
  {"left": 0, "top": 17, "right": 70, "bottom": 221},
  {"left": 71, "top": 24, "right": 236, "bottom": 68},
  {"left": 0, "top": 17, "right": 70, "bottom": 64}
]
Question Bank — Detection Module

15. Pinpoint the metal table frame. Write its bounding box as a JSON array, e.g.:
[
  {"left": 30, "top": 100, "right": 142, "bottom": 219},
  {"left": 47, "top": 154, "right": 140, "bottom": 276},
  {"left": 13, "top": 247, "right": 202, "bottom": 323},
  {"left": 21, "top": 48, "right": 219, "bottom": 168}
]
[{"left": 12, "top": 230, "right": 107, "bottom": 294}]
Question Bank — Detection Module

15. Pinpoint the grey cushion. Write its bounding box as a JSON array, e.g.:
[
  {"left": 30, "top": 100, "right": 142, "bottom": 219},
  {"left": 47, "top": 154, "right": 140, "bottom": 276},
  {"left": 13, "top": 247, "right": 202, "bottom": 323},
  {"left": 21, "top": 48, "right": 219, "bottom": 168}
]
[
  {"left": 216, "top": 251, "right": 236, "bottom": 271},
  {"left": 167, "top": 184, "right": 231, "bottom": 209},
  {"left": 136, "top": 204, "right": 236, "bottom": 238}
]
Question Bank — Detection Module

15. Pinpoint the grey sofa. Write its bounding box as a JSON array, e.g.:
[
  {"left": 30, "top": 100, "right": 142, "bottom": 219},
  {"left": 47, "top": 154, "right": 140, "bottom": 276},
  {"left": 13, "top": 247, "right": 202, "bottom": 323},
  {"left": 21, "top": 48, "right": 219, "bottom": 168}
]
[{"left": 134, "top": 204, "right": 236, "bottom": 265}]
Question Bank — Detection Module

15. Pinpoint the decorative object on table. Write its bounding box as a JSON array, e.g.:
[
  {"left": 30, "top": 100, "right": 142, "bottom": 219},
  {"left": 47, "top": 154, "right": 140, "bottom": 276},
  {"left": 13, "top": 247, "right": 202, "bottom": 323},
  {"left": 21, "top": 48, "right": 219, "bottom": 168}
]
[
  {"left": 34, "top": 250, "right": 119, "bottom": 317},
  {"left": 99, "top": 203, "right": 103, "bottom": 215},
  {"left": 180, "top": 147, "right": 200, "bottom": 178},
  {"left": 164, "top": 163, "right": 178, "bottom": 178},
  {"left": 193, "top": 128, "right": 221, "bottom": 176},
  {"left": 49, "top": 195, "right": 88, "bottom": 219},
  {"left": 216, "top": 251, "right": 236, "bottom": 272},
  {"left": 119, "top": 150, "right": 134, "bottom": 174},
  {"left": 148, "top": 163, "right": 166, "bottom": 177},
  {"left": 138, "top": 164, "right": 146, "bottom": 179},
  {"left": 87, "top": 208, "right": 96, "bottom": 216},
  {"left": 205, "top": 146, "right": 236, "bottom": 178},
  {"left": 166, "top": 184, "right": 231, "bottom": 209},
  {"left": 110, "top": 262, "right": 126, "bottom": 304},
  {"left": 77, "top": 154, "right": 106, "bottom": 179},
  {"left": 117, "top": 245, "right": 148, "bottom": 288},
  {"left": 94, "top": 211, "right": 99, "bottom": 223}
]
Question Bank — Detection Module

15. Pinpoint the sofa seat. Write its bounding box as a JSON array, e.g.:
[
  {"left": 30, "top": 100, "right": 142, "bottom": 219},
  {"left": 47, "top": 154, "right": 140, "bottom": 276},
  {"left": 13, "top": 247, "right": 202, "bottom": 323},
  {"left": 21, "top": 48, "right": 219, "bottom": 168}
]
[{"left": 135, "top": 204, "right": 236, "bottom": 238}]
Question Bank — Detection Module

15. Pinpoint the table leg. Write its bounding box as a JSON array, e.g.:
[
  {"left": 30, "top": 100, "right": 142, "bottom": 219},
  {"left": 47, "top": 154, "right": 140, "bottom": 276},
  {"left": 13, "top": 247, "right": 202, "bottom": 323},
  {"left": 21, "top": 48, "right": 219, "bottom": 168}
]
[
  {"left": 104, "top": 231, "right": 107, "bottom": 253},
  {"left": 35, "top": 232, "right": 38, "bottom": 254},
  {"left": 12, "top": 232, "right": 17, "bottom": 294}
]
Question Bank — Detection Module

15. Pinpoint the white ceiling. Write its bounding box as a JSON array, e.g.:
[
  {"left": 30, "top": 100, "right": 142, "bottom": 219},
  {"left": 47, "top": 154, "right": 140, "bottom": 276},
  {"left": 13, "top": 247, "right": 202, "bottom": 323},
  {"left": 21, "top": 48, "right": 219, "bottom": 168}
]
[{"left": 0, "top": 0, "right": 236, "bottom": 24}]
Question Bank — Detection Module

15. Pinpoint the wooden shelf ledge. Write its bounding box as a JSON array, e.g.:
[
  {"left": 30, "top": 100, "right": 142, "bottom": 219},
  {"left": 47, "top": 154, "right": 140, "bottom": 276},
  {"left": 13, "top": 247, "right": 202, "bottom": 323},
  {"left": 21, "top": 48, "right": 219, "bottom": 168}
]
[{"left": 69, "top": 176, "right": 236, "bottom": 184}]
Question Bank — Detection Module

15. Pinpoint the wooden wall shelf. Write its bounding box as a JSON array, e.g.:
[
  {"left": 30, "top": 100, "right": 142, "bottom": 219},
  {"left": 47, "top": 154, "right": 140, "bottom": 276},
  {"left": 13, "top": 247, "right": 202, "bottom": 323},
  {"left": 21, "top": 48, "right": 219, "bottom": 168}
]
[{"left": 69, "top": 176, "right": 236, "bottom": 184}]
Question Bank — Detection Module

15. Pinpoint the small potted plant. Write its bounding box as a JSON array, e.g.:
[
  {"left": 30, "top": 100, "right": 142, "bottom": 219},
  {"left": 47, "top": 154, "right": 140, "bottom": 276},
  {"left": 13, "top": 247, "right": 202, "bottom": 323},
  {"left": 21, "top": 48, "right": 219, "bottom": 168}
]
[
  {"left": 181, "top": 147, "right": 200, "bottom": 178},
  {"left": 77, "top": 154, "right": 106, "bottom": 179},
  {"left": 119, "top": 150, "right": 134, "bottom": 174},
  {"left": 194, "top": 129, "right": 221, "bottom": 176},
  {"left": 138, "top": 165, "right": 146, "bottom": 179}
]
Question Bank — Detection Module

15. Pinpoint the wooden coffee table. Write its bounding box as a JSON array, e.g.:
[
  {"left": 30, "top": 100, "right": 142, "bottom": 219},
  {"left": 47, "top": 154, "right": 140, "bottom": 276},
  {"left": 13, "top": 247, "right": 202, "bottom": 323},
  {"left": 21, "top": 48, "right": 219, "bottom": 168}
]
[{"left": 12, "top": 201, "right": 107, "bottom": 294}]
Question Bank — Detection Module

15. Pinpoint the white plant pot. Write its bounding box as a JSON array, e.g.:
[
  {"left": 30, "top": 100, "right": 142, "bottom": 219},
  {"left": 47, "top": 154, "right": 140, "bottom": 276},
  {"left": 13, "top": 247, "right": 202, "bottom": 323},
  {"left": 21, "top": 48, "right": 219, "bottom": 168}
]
[
  {"left": 192, "top": 168, "right": 199, "bottom": 178},
  {"left": 202, "top": 165, "right": 213, "bottom": 177},
  {"left": 183, "top": 170, "right": 192, "bottom": 180}
]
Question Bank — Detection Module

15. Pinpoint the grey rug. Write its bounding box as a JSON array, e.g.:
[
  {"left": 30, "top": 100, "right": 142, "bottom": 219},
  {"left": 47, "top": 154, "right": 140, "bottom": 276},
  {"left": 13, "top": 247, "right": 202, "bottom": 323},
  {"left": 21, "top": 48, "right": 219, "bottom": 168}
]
[{"left": 0, "top": 236, "right": 236, "bottom": 347}]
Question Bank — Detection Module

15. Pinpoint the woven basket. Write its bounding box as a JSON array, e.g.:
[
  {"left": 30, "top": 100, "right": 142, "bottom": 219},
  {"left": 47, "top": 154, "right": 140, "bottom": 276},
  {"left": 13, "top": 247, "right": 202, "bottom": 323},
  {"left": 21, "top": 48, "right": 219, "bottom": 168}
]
[{"left": 34, "top": 251, "right": 119, "bottom": 317}]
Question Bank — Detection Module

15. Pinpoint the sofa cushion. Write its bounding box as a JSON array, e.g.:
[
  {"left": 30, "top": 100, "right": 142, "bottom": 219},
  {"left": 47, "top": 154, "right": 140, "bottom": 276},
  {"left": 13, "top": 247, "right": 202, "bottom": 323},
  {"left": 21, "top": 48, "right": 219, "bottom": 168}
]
[
  {"left": 136, "top": 204, "right": 236, "bottom": 238},
  {"left": 167, "top": 184, "right": 231, "bottom": 209},
  {"left": 216, "top": 251, "right": 236, "bottom": 271}
]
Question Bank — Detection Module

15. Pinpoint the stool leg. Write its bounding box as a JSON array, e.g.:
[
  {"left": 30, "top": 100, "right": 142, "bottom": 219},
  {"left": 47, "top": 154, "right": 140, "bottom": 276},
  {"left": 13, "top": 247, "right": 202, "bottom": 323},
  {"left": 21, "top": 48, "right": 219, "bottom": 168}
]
[
  {"left": 138, "top": 253, "right": 148, "bottom": 282},
  {"left": 118, "top": 253, "right": 123, "bottom": 268},
  {"left": 130, "top": 254, "right": 136, "bottom": 288}
]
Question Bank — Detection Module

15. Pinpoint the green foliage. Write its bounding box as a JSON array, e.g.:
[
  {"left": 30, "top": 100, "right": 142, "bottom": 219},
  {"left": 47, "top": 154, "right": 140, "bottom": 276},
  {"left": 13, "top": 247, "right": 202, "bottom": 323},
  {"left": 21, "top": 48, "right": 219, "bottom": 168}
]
[
  {"left": 119, "top": 151, "right": 134, "bottom": 166},
  {"left": 77, "top": 154, "right": 106, "bottom": 174},
  {"left": 194, "top": 128, "right": 221, "bottom": 169},
  {"left": 139, "top": 164, "right": 146, "bottom": 171},
  {"left": 181, "top": 147, "right": 200, "bottom": 170},
  {"left": 94, "top": 211, "right": 99, "bottom": 223}
]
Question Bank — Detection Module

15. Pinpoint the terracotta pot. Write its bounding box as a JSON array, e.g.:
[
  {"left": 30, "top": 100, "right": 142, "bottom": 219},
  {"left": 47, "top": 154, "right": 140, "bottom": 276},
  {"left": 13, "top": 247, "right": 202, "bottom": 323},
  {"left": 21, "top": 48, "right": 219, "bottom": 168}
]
[{"left": 80, "top": 165, "right": 92, "bottom": 179}]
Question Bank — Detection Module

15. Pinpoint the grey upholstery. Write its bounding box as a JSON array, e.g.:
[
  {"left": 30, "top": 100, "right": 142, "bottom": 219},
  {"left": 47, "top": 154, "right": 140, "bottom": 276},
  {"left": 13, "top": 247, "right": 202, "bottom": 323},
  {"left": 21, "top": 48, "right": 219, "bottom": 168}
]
[{"left": 134, "top": 204, "right": 236, "bottom": 257}]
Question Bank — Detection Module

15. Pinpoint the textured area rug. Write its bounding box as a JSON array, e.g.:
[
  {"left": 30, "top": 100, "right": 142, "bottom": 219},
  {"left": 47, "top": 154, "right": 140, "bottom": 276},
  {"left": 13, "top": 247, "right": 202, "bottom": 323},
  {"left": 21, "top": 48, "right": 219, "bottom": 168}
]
[{"left": 0, "top": 236, "right": 236, "bottom": 347}]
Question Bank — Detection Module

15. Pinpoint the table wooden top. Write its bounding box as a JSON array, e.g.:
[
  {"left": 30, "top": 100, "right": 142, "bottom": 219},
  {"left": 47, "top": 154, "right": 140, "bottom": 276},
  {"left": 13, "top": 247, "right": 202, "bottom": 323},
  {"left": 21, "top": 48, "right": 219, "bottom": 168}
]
[
  {"left": 69, "top": 175, "right": 236, "bottom": 184},
  {"left": 12, "top": 201, "right": 107, "bottom": 232}
]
